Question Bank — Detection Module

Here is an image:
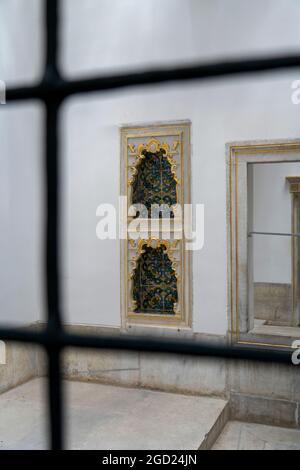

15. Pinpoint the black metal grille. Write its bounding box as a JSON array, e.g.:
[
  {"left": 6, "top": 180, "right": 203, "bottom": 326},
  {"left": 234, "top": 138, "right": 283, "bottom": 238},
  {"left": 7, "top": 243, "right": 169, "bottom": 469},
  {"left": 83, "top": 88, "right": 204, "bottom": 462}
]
[{"left": 2, "top": 0, "right": 300, "bottom": 450}]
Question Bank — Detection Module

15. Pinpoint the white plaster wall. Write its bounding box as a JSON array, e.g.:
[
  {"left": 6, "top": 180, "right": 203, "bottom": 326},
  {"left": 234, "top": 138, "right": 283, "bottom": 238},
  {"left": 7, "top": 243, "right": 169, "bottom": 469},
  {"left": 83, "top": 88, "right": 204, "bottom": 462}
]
[
  {"left": 61, "top": 0, "right": 300, "bottom": 77},
  {"left": 0, "top": 0, "right": 43, "bottom": 86},
  {"left": 0, "top": 0, "right": 44, "bottom": 326},
  {"left": 61, "top": 0, "right": 300, "bottom": 334},
  {"left": 2, "top": 0, "right": 300, "bottom": 334},
  {"left": 252, "top": 162, "right": 300, "bottom": 284},
  {"left": 0, "top": 104, "right": 43, "bottom": 325}
]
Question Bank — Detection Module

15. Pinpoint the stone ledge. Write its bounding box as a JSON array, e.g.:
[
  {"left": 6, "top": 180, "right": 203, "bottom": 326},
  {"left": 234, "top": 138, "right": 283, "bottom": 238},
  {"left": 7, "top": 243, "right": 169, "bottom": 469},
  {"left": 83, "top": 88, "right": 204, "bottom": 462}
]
[{"left": 230, "top": 392, "right": 300, "bottom": 428}]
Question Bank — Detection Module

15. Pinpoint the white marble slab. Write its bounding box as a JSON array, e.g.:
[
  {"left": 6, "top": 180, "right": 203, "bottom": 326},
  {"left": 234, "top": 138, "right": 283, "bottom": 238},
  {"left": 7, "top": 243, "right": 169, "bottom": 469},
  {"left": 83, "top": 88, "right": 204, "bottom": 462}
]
[{"left": 0, "top": 378, "right": 227, "bottom": 450}]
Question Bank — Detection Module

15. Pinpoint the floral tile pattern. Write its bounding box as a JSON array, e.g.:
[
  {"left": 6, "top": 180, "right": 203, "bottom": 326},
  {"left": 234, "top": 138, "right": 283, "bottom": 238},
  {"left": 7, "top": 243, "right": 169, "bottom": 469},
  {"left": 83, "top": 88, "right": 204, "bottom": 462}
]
[
  {"left": 132, "top": 245, "right": 178, "bottom": 314},
  {"left": 132, "top": 148, "right": 177, "bottom": 217}
]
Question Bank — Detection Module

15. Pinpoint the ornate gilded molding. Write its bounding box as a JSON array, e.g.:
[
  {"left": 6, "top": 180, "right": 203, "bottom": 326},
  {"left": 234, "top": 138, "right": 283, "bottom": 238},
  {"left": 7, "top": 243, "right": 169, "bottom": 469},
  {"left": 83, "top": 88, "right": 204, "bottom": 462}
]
[
  {"left": 121, "top": 122, "right": 191, "bottom": 328},
  {"left": 130, "top": 237, "right": 180, "bottom": 315},
  {"left": 128, "top": 237, "right": 180, "bottom": 314},
  {"left": 129, "top": 238, "right": 179, "bottom": 278},
  {"left": 128, "top": 137, "right": 180, "bottom": 189}
]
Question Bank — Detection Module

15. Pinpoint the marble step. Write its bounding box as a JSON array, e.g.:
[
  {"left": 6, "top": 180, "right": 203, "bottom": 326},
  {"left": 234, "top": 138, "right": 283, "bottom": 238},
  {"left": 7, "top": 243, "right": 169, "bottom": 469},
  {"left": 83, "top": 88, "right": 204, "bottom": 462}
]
[{"left": 0, "top": 378, "right": 229, "bottom": 450}]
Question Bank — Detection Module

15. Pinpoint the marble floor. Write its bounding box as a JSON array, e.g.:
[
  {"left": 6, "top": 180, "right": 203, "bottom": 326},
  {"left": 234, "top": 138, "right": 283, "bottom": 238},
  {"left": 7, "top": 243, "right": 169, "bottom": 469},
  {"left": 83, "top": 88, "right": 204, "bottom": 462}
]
[
  {"left": 1, "top": 378, "right": 299, "bottom": 450},
  {"left": 0, "top": 378, "right": 227, "bottom": 450}
]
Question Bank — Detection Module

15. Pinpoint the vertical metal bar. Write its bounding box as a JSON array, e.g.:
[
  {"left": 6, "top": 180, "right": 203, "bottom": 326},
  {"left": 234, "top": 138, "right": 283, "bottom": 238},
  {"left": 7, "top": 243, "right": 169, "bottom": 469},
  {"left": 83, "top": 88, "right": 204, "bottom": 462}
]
[
  {"left": 44, "top": 0, "right": 63, "bottom": 450},
  {"left": 45, "top": 98, "right": 63, "bottom": 451},
  {"left": 45, "top": 97, "right": 61, "bottom": 328},
  {"left": 46, "top": 342, "right": 63, "bottom": 450}
]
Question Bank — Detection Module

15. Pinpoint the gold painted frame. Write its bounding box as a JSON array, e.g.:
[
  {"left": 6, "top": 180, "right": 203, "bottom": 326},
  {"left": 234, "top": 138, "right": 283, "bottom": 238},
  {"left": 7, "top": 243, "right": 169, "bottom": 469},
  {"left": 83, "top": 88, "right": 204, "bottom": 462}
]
[
  {"left": 228, "top": 140, "right": 300, "bottom": 349},
  {"left": 286, "top": 176, "right": 300, "bottom": 327},
  {"left": 120, "top": 122, "right": 191, "bottom": 329}
]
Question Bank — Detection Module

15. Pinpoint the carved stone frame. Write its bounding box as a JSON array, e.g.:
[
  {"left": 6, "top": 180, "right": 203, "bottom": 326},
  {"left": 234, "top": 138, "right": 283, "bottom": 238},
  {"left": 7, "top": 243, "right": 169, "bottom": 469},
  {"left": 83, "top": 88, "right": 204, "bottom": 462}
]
[
  {"left": 227, "top": 139, "right": 300, "bottom": 348},
  {"left": 120, "top": 121, "right": 192, "bottom": 329}
]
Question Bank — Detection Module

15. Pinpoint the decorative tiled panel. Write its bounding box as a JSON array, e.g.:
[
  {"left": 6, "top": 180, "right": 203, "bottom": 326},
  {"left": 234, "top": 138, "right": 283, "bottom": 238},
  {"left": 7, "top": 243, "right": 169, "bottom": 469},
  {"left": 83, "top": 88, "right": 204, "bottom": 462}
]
[
  {"left": 132, "top": 244, "right": 178, "bottom": 314},
  {"left": 128, "top": 137, "right": 181, "bottom": 216},
  {"left": 120, "top": 122, "right": 191, "bottom": 328},
  {"left": 132, "top": 147, "right": 177, "bottom": 217}
]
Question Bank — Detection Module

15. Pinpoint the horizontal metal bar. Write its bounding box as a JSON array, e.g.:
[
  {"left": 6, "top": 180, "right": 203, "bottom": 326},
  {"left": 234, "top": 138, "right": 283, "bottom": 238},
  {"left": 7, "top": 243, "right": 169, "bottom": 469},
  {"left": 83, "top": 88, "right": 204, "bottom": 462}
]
[
  {"left": 249, "top": 231, "right": 300, "bottom": 237},
  {"left": 6, "top": 52, "right": 300, "bottom": 102},
  {"left": 0, "top": 327, "right": 48, "bottom": 345},
  {"left": 0, "top": 325, "right": 294, "bottom": 364}
]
